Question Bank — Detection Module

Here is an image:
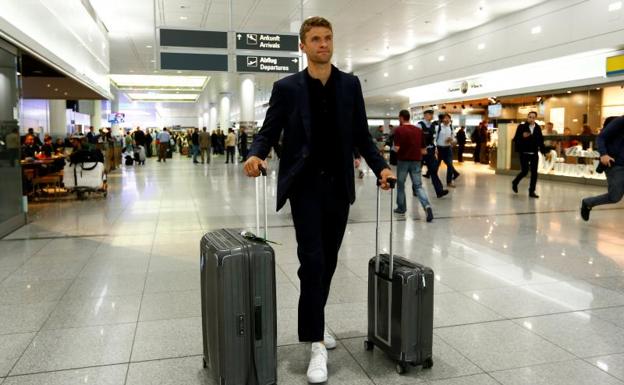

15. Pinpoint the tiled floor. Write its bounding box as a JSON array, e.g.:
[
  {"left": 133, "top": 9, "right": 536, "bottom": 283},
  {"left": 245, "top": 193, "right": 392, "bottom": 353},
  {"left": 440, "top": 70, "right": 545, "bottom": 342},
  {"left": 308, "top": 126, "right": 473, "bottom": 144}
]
[{"left": 1, "top": 154, "right": 624, "bottom": 385}]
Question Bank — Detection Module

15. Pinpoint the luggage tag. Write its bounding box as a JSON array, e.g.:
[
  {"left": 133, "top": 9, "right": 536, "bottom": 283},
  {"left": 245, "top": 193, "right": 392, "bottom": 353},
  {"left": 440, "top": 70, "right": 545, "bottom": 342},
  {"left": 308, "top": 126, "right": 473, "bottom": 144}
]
[{"left": 240, "top": 230, "right": 281, "bottom": 245}]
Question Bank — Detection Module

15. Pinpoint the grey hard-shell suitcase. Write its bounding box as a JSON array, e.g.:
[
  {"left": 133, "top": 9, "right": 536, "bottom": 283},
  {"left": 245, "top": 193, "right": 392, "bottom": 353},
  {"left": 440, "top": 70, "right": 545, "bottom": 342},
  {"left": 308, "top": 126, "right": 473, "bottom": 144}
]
[
  {"left": 200, "top": 170, "right": 277, "bottom": 385},
  {"left": 364, "top": 180, "right": 434, "bottom": 375}
]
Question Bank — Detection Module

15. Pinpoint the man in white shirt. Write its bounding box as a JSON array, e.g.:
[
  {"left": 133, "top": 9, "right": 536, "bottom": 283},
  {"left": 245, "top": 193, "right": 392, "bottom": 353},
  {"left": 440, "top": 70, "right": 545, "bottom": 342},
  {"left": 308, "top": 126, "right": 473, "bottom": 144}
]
[{"left": 435, "top": 113, "right": 460, "bottom": 187}]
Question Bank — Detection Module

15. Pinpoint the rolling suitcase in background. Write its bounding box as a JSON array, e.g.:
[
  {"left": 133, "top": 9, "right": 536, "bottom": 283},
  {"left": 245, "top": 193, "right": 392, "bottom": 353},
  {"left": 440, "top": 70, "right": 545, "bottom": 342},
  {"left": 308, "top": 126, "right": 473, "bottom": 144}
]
[
  {"left": 200, "top": 168, "right": 277, "bottom": 385},
  {"left": 364, "top": 180, "right": 435, "bottom": 375}
]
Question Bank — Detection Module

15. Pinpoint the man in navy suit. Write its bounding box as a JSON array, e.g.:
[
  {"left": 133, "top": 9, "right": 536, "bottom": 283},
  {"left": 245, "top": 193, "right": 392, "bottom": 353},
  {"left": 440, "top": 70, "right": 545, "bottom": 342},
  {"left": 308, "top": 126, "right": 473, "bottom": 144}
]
[{"left": 244, "top": 17, "right": 394, "bottom": 383}]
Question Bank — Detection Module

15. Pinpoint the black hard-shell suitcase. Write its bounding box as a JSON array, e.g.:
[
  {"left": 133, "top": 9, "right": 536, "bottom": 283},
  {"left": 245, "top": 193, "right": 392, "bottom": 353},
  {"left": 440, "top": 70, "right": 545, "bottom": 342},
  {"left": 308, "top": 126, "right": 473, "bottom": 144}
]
[
  {"left": 200, "top": 170, "right": 277, "bottom": 385},
  {"left": 364, "top": 181, "right": 434, "bottom": 374}
]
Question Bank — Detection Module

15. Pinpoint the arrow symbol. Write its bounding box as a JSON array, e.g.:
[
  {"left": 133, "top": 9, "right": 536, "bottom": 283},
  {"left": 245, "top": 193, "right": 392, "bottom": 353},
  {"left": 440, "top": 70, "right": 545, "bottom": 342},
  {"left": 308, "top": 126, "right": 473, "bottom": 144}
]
[
  {"left": 237, "top": 34, "right": 242, "bottom": 40},
  {"left": 292, "top": 58, "right": 298, "bottom": 63}
]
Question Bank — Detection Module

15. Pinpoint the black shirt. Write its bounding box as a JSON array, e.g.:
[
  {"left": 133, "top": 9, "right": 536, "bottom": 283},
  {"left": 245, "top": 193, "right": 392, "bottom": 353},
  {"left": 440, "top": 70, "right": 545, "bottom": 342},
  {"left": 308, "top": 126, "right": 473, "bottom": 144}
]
[
  {"left": 305, "top": 67, "right": 340, "bottom": 176},
  {"left": 192, "top": 132, "right": 199, "bottom": 146}
]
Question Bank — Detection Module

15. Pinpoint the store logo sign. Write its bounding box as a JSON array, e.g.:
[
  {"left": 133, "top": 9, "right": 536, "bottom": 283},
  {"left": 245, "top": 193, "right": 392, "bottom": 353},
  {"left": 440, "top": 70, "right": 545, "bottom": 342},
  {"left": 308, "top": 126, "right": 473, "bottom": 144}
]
[{"left": 448, "top": 79, "right": 483, "bottom": 94}]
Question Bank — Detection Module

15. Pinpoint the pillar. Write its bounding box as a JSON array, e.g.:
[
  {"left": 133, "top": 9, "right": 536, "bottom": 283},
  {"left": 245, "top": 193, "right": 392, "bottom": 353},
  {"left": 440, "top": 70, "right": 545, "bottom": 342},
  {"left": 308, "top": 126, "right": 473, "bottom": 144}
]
[
  {"left": 91, "top": 100, "right": 102, "bottom": 130},
  {"left": 49, "top": 99, "right": 67, "bottom": 139},
  {"left": 219, "top": 93, "right": 231, "bottom": 131},
  {"left": 209, "top": 105, "right": 218, "bottom": 132},
  {"left": 239, "top": 74, "right": 255, "bottom": 135}
]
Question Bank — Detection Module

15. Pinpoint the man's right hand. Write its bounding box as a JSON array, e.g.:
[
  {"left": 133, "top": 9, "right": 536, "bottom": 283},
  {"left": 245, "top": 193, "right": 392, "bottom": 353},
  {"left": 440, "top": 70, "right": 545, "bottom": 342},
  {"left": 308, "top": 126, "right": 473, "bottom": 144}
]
[
  {"left": 244, "top": 156, "right": 267, "bottom": 177},
  {"left": 600, "top": 154, "right": 615, "bottom": 167},
  {"left": 522, "top": 132, "right": 531, "bottom": 138}
]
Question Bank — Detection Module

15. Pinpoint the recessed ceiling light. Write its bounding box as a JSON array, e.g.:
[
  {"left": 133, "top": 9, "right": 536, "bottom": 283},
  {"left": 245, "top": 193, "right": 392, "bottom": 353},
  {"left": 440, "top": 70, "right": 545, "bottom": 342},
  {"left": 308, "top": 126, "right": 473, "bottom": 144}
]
[
  {"left": 567, "top": 90, "right": 572, "bottom": 94},
  {"left": 596, "top": 87, "right": 601, "bottom": 90},
  {"left": 531, "top": 26, "right": 542, "bottom": 34},
  {"left": 180, "top": 16, "right": 188, "bottom": 20},
  {"left": 477, "top": 43, "right": 486, "bottom": 50},
  {"left": 608, "top": 1, "right": 622, "bottom": 12},
  {"left": 63, "top": 92, "right": 68, "bottom": 96},
  {"left": 109, "top": 74, "right": 209, "bottom": 89},
  {"left": 408, "top": 64, "right": 414, "bottom": 70},
  {"left": 438, "top": 55, "right": 445, "bottom": 62},
  {"left": 146, "top": 45, "right": 152, "bottom": 48},
  {"left": 46, "top": 84, "right": 51, "bottom": 88},
  {"left": 54, "top": 88, "right": 58, "bottom": 91},
  {"left": 383, "top": 72, "right": 389, "bottom": 77},
  {"left": 177, "top": 70, "right": 182, "bottom": 74}
]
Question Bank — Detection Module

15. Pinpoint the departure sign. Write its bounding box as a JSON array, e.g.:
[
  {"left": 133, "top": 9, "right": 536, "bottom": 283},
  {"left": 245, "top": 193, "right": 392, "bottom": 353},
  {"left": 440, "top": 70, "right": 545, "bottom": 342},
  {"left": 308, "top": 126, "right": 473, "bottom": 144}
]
[
  {"left": 236, "top": 55, "right": 299, "bottom": 73},
  {"left": 236, "top": 32, "right": 299, "bottom": 52}
]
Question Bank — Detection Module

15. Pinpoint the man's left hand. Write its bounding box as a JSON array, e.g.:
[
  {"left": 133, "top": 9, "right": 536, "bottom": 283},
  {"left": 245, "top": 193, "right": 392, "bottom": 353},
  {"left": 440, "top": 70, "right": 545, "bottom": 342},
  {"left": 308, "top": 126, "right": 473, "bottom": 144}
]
[{"left": 379, "top": 168, "right": 396, "bottom": 190}]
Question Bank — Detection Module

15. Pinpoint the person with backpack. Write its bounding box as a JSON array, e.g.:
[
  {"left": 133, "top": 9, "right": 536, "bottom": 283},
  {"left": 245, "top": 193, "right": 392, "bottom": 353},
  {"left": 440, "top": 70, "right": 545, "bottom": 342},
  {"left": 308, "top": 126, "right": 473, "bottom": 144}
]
[
  {"left": 417, "top": 110, "right": 448, "bottom": 198},
  {"left": 435, "top": 113, "right": 460, "bottom": 188}
]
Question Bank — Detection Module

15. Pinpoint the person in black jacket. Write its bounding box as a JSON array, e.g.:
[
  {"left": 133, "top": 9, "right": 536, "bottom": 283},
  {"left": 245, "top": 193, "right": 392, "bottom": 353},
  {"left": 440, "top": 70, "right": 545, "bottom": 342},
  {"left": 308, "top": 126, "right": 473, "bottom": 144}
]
[
  {"left": 244, "top": 17, "right": 394, "bottom": 384},
  {"left": 581, "top": 116, "right": 624, "bottom": 221},
  {"left": 456, "top": 126, "right": 467, "bottom": 162},
  {"left": 512, "top": 111, "right": 545, "bottom": 198}
]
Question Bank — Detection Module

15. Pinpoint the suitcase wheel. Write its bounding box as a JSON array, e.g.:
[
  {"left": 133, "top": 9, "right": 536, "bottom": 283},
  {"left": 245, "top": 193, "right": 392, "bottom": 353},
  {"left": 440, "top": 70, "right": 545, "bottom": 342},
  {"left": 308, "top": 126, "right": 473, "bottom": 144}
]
[
  {"left": 364, "top": 340, "right": 374, "bottom": 351},
  {"left": 396, "top": 362, "right": 408, "bottom": 375},
  {"left": 422, "top": 357, "right": 434, "bottom": 369}
]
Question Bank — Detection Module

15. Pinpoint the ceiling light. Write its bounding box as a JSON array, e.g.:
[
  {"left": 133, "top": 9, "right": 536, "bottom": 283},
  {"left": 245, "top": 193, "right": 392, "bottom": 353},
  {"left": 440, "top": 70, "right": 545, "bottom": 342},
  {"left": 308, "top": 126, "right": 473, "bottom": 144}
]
[
  {"left": 127, "top": 92, "right": 200, "bottom": 102},
  {"left": 383, "top": 72, "right": 389, "bottom": 77},
  {"left": 179, "top": 16, "right": 188, "bottom": 20},
  {"left": 438, "top": 55, "right": 445, "bottom": 62},
  {"left": 477, "top": 43, "right": 486, "bottom": 50},
  {"left": 109, "top": 74, "right": 209, "bottom": 89},
  {"left": 54, "top": 88, "right": 58, "bottom": 91},
  {"left": 146, "top": 45, "right": 153, "bottom": 48},
  {"left": 150, "top": 60, "right": 155, "bottom": 63},
  {"left": 408, "top": 64, "right": 414, "bottom": 70},
  {"left": 177, "top": 70, "right": 182, "bottom": 74},
  {"left": 16, "top": 71, "right": 21, "bottom": 76},
  {"left": 531, "top": 26, "right": 542, "bottom": 34},
  {"left": 46, "top": 84, "right": 51, "bottom": 88},
  {"left": 567, "top": 90, "right": 572, "bottom": 94},
  {"left": 609, "top": 1, "right": 622, "bottom": 11},
  {"left": 596, "top": 87, "right": 601, "bottom": 90}
]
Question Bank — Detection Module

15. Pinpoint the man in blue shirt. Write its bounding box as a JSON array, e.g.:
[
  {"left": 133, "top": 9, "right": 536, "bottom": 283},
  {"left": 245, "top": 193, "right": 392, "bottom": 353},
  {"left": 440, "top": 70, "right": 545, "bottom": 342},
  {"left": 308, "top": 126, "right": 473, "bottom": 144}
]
[
  {"left": 156, "top": 128, "right": 171, "bottom": 163},
  {"left": 581, "top": 116, "right": 624, "bottom": 221}
]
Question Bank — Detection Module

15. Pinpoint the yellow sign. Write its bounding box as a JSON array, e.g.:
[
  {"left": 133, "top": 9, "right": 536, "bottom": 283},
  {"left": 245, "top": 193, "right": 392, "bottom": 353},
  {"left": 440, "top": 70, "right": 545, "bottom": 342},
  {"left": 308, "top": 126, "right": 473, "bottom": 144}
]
[{"left": 606, "top": 54, "right": 624, "bottom": 76}]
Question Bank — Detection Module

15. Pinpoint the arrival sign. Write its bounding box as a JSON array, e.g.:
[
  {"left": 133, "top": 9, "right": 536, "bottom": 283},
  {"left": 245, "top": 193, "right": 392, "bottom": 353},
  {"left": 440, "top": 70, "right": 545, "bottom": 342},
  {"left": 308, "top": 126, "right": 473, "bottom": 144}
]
[{"left": 236, "top": 32, "right": 299, "bottom": 52}]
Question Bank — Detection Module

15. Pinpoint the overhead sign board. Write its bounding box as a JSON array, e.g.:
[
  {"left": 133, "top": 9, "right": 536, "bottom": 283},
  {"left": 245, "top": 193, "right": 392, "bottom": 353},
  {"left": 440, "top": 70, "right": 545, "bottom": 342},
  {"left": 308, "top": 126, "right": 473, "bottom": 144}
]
[
  {"left": 236, "top": 32, "right": 299, "bottom": 52},
  {"left": 236, "top": 55, "right": 299, "bottom": 74},
  {"left": 160, "top": 29, "right": 228, "bottom": 49},
  {"left": 606, "top": 54, "right": 624, "bottom": 77},
  {"left": 161, "top": 53, "right": 228, "bottom": 72}
]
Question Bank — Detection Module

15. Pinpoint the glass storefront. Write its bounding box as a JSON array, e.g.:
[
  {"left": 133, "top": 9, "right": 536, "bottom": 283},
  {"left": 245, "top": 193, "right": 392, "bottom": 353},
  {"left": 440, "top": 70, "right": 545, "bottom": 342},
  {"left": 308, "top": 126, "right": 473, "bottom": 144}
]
[{"left": 0, "top": 39, "right": 25, "bottom": 237}]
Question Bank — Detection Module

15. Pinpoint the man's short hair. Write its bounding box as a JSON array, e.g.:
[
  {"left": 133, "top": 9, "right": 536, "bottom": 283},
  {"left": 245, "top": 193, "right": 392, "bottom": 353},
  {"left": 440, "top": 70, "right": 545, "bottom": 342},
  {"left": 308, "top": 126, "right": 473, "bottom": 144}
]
[
  {"left": 300, "top": 17, "right": 333, "bottom": 43},
  {"left": 441, "top": 113, "right": 451, "bottom": 119},
  {"left": 423, "top": 109, "right": 434, "bottom": 115},
  {"left": 399, "top": 110, "right": 410, "bottom": 121},
  {"left": 528, "top": 111, "right": 538, "bottom": 117}
]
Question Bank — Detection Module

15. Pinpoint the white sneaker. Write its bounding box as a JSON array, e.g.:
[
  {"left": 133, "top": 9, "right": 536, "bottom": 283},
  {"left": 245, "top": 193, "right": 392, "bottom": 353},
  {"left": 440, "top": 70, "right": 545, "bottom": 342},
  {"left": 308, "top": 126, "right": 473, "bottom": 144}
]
[
  {"left": 307, "top": 342, "right": 328, "bottom": 383},
  {"left": 324, "top": 328, "right": 337, "bottom": 350}
]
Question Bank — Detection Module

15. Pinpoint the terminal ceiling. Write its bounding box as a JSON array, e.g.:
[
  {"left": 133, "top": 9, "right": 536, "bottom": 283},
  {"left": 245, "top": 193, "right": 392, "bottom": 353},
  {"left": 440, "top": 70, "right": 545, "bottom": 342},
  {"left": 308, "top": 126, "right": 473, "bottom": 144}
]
[{"left": 90, "top": 0, "right": 547, "bottom": 116}]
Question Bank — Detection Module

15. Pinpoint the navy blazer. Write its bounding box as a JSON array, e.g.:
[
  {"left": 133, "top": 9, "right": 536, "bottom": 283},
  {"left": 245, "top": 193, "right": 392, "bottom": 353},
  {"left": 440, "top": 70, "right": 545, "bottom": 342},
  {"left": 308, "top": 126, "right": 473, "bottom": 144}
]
[{"left": 247, "top": 67, "right": 388, "bottom": 211}]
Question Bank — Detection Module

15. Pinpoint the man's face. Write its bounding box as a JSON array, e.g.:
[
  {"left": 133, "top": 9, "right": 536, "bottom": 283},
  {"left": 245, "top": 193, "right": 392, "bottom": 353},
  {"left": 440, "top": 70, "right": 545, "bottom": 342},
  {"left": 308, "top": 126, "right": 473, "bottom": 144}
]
[
  {"left": 442, "top": 115, "right": 451, "bottom": 125},
  {"left": 527, "top": 113, "right": 537, "bottom": 124},
  {"left": 546, "top": 123, "right": 553, "bottom": 131},
  {"left": 25, "top": 136, "right": 34, "bottom": 146},
  {"left": 300, "top": 27, "right": 333, "bottom": 65},
  {"left": 424, "top": 113, "right": 433, "bottom": 121}
]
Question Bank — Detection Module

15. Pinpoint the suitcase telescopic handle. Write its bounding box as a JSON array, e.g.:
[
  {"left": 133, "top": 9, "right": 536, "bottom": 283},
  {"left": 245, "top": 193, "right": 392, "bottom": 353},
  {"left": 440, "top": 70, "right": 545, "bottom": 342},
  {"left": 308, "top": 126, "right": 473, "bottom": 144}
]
[
  {"left": 255, "top": 165, "right": 268, "bottom": 239},
  {"left": 375, "top": 177, "right": 396, "bottom": 276}
]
